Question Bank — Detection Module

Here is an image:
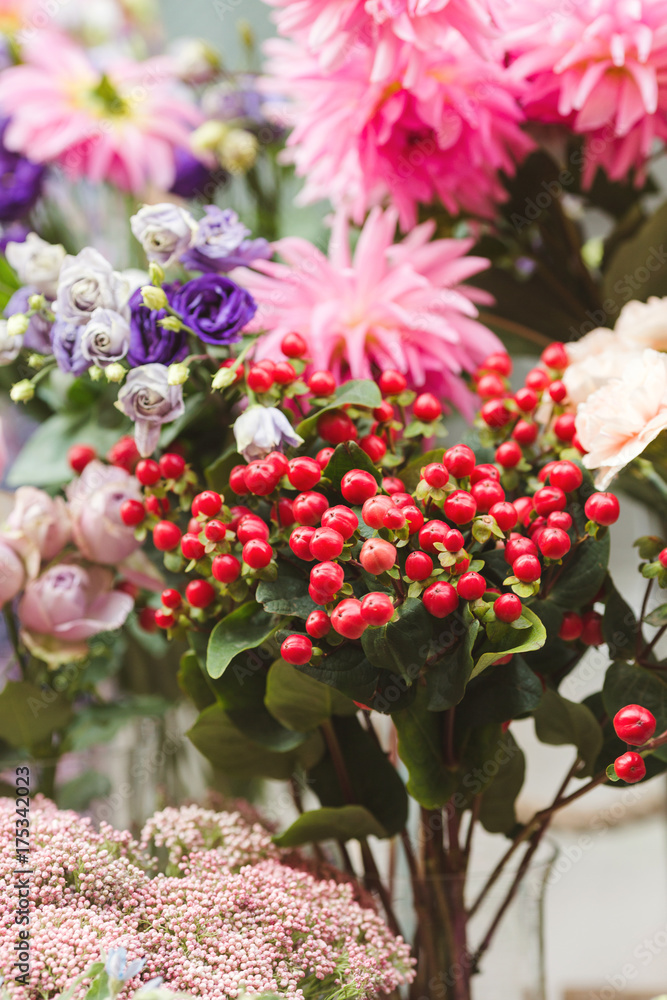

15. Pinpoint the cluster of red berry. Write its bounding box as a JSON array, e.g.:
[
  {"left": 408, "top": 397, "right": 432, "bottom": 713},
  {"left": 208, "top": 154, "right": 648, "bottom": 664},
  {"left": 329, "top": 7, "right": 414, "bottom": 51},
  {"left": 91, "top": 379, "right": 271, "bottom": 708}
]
[{"left": 612, "top": 705, "right": 659, "bottom": 783}]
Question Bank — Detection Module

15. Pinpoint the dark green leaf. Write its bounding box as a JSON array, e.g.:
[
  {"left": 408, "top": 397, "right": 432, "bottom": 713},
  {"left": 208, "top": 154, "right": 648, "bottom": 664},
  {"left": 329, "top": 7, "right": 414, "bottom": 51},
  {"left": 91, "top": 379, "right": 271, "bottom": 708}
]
[
  {"left": 178, "top": 650, "right": 216, "bottom": 711},
  {"left": 0, "top": 681, "right": 73, "bottom": 748},
  {"left": 265, "top": 659, "right": 357, "bottom": 731},
  {"left": 472, "top": 606, "right": 547, "bottom": 677},
  {"left": 479, "top": 732, "right": 526, "bottom": 834},
  {"left": 57, "top": 770, "right": 111, "bottom": 811},
  {"left": 159, "top": 391, "right": 206, "bottom": 447},
  {"left": 645, "top": 604, "right": 667, "bottom": 627},
  {"left": 256, "top": 567, "right": 317, "bottom": 619},
  {"left": 394, "top": 685, "right": 456, "bottom": 808},
  {"left": 459, "top": 656, "right": 543, "bottom": 728},
  {"left": 361, "top": 597, "right": 432, "bottom": 680},
  {"left": 602, "top": 200, "right": 667, "bottom": 307},
  {"left": 296, "top": 642, "right": 379, "bottom": 702},
  {"left": 602, "top": 576, "right": 639, "bottom": 660},
  {"left": 274, "top": 805, "right": 386, "bottom": 846},
  {"left": 207, "top": 601, "right": 280, "bottom": 679},
  {"left": 8, "top": 411, "right": 127, "bottom": 487},
  {"left": 534, "top": 688, "right": 603, "bottom": 777},
  {"left": 549, "top": 531, "right": 610, "bottom": 609},
  {"left": 64, "top": 696, "right": 170, "bottom": 752},
  {"left": 204, "top": 445, "right": 241, "bottom": 495},
  {"left": 323, "top": 440, "right": 382, "bottom": 490},
  {"left": 425, "top": 610, "right": 480, "bottom": 711},
  {"left": 297, "top": 379, "right": 382, "bottom": 438}
]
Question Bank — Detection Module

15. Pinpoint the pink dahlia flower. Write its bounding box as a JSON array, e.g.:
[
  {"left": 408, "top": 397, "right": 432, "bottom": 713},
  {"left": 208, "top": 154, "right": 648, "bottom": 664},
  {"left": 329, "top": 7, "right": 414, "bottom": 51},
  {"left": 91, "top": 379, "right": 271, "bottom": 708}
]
[
  {"left": 502, "top": 0, "right": 667, "bottom": 185},
  {"left": 264, "top": 31, "right": 532, "bottom": 227},
  {"left": 236, "top": 207, "right": 500, "bottom": 413},
  {"left": 0, "top": 34, "right": 202, "bottom": 194}
]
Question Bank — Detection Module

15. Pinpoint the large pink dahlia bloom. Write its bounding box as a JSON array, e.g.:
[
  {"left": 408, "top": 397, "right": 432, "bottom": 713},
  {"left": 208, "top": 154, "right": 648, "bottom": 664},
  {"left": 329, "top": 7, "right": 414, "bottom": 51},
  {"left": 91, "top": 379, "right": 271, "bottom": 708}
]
[
  {"left": 264, "top": 31, "right": 532, "bottom": 228},
  {"left": 236, "top": 207, "right": 499, "bottom": 413},
  {"left": 0, "top": 34, "right": 201, "bottom": 194},
  {"left": 502, "top": 0, "right": 667, "bottom": 185}
]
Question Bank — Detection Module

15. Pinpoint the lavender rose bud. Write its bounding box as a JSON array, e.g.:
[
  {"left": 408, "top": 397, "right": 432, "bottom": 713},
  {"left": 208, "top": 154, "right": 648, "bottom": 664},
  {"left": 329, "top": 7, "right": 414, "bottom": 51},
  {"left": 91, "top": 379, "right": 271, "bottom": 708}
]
[
  {"left": 80, "top": 308, "right": 130, "bottom": 368},
  {"left": 233, "top": 404, "right": 304, "bottom": 462},
  {"left": 127, "top": 284, "right": 188, "bottom": 368},
  {"left": 4, "top": 286, "right": 52, "bottom": 353},
  {"left": 66, "top": 460, "right": 143, "bottom": 565},
  {"left": 180, "top": 206, "right": 271, "bottom": 273},
  {"left": 18, "top": 561, "right": 134, "bottom": 663},
  {"left": 5, "top": 486, "right": 71, "bottom": 578},
  {"left": 7, "top": 233, "right": 65, "bottom": 297},
  {"left": 130, "top": 203, "right": 198, "bottom": 268},
  {"left": 0, "top": 318, "right": 21, "bottom": 364},
  {"left": 0, "top": 539, "right": 25, "bottom": 606},
  {"left": 172, "top": 274, "right": 256, "bottom": 346},
  {"left": 56, "top": 246, "right": 129, "bottom": 324},
  {"left": 50, "top": 320, "right": 88, "bottom": 375},
  {"left": 116, "top": 363, "right": 185, "bottom": 457}
]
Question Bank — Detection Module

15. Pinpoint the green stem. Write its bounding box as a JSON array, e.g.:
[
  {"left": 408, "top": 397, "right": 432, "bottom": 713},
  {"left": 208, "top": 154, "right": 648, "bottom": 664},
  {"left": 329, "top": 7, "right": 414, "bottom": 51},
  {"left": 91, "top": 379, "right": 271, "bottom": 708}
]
[{"left": 3, "top": 606, "right": 24, "bottom": 672}]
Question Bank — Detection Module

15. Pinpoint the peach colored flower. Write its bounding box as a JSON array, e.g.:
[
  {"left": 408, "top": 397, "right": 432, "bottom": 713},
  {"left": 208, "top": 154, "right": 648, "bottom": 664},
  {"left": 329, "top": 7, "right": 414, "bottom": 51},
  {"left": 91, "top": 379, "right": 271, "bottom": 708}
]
[
  {"left": 615, "top": 295, "right": 667, "bottom": 353},
  {"left": 563, "top": 327, "right": 638, "bottom": 405}
]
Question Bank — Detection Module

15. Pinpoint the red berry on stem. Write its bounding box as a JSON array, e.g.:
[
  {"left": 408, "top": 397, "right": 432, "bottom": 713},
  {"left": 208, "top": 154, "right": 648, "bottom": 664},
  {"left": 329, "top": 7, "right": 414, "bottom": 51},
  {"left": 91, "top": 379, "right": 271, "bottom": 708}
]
[
  {"left": 281, "top": 332, "right": 307, "bottom": 358},
  {"left": 444, "top": 490, "right": 477, "bottom": 524},
  {"left": 403, "top": 506, "right": 424, "bottom": 534},
  {"left": 614, "top": 751, "right": 646, "bottom": 784},
  {"left": 161, "top": 588, "right": 181, "bottom": 610},
  {"left": 513, "top": 554, "right": 541, "bottom": 583},
  {"left": 514, "top": 387, "right": 538, "bottom": 412},
  {"left": 495, "top": 441, "right": 522, "bottom": 469},
  {"left": 559, "top": 611, "right": 583, "bottom": 641},
  {"left": 181, "top": 533, "right": 205, "bottom": 561},
  {"left": 378, "top": 370, "right": 407, "bottom": 395},
  {"left": 331, "top": 598, "right": 367, "bottom": 638},
  {"left": 145, "top": 495, "right": 169, "bottom": 518},
  {"left": 316, "top": 447, "right": 335, "bottom": 469},
  {"left": 139, "top": 607, "right": 157, "bottom": 632},
  {"left": 548, "top": 380, "right": 567, "bottom": 403},
  {"left": 541, "top": 342, "right": 568, "bottom": 371},
  {"left": 159, "top": 453, "right": 185, "bottom": 480},
  {"left": 471, "top": 464, "right": 500, "bottom": 485},
  {"left": 293, "top": 491, "right": 329, "bottom": 526},
  {"left": 281, "top": 634, "right": 313, "bottom": 665},
  {"left": 322, "top": 505, "right": 358, "bottom": 540},
  {"left": 553, "top": 413, "right": 576, "bottom": 442},
  {"left": 265, "top": 451, "right": 290, "bottom": 477},
  {"left": 212, "top": 554, "right": 241, "bottom": 583},
  {"left": 391, "top": 492, "right": 413, "bottom": 509},
  {"left": 136, "top": 459, "right": 161, "bottom": 486},
  {"left": 193, "top": 491, "right": 222, "bottom": 518},
  {"left": 413, "top": 392, "right": 442, "bottom": 422},
  {"left": 613, "top": 705, "right": 657, "bottom": 746},
  {"left": 513, "top": 420, "right": 538, "bottom": 446},
  {"left": 360, "top": 434, "right": 387, "bottom": 462},
  {"left": 476, "top": 373, "right": 505, "bottom": 399},
  {"left": 247, "top": 366, "right": 274, "bottom": 392},
  {"left": 68, "top": 444, "right": 96, "bottom": 474},
  {"left": 362, "top": 495, "right": 393, "bottom": 529},
  {"left": 341, "top": 469, "right": 377, "bottom": 504},
  {"left": 360, "top": 592, "right": 395, "bottom": 627},
  {"left": 308, "top": 370, "right": 337, "bottom": 395},
  {"left": 186, "top": 579, "right": 216, "bottom": 608},
  {"left": 423, "top": 581, "right": 459, "bottom": 618},
  {"left": 471, "top": 479, "right": 505, "bottom": 513},
  {"left": 494, "top": 594, "right": 523, "bottom": 623},
  {"left": 306, "top": 609, "right": 331, "bottom": 639},
  {"left": 547, "top": 511, "right": 572, "bottom": 530},
  {"left": 482, "top": 352, "right": 512, "bottom": 377},
  {"left": 272, "top": 497, "right": 295, "bottom": 527},
  {"left": 228, "top": 505, "right": 252, "bottom": 532},
  {"left": 457, "top": 572, "right": 486, "bottom": 601},
  {"left": 659, "top": 548, "right": 667, "bottom": 569},
  {"left": 245, "top": 461, "right": 280, "bottom": 497},
  {"left": 288, "top": 457, "right": 321, "bottom": 491},
  {"left": 481, "top": 398, "right": 512, "bottom": 429},
  {"left": 525, "top": 368, "right": 550, "bottom": 391},
  {"left": 154, "top": 609, "right": 175, "bottom": 630},
  {"left": 538, "top": 527, "right": 571, "bottom": 560},
  {"left": 274, "top": 361, "right": 297, "bottom": 385},
  {"left": 359, "top": 538, "right": 397, "bottom": 575},
  {"left": 317, "top": 410, "right": 358, "bottom": 445},
  {"left": 580, "top": 610, "right": 604, "bottom": 646},
  {"left": 120, "top": 499, "right": 145, "bottom": 527},
  {"left": 549, "top": 460, "right": 583, "bottom": 492},
  {"left": 505, "top": 534, "right": 538, "bottom": 564},
  {"left": 383, "top": 506, "right": 406, "bottom": 530},
  {"left": 309, "top": 526, "right": 345, "bottom": 561},
  {"left": 310, "top": 560, "right": 344, "bottom": 595},
  {"left": 445, "top": 528, "right": 465, "bottom": 552},
  {"left": 108, "top": 435, "right": 140, "bottom": 472},
  {"left": 533, "top": 485, "right": 567, "bottom": 516},
  {"left": 229, "top": 465, "right": 249, "bottom": 495},
  {"left": 419, "top": 520, "right": 449, "bottom": 554},
  {"left": 153, "top": 520, "right": 181, "bottom": 551},
  {"left": 422, "top": 463, "right": 449, "bottom": 488},
  {"left": 489, "top": 502, "right": 517, "bottom": 532},
  {"left": 585, "top": 492, "right": 620, "bottom": 526},
  {"left": 406, "top": 551, "right": 433, "bottom": 580},
  {"left": 237, "top": 516, "right": 270, "bottom": 544},
  {"left": 444, "top": 444, "right": 476, "bottom": 478},
  {"left": 373, "top": 400, "right": 394, "bottom": 422},
  {"left": 243, "top": 539, "right": 273, "bottom": 569}
]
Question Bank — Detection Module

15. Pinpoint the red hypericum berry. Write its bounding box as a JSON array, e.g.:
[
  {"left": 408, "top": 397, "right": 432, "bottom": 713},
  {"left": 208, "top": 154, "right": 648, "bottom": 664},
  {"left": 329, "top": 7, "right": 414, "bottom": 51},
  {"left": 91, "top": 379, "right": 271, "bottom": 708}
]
[
  {"left": 281, "top": 331, "right": 308, "bottom": 358},
  {"left": 360, "top": 591, "right": 395, "bottom": 626},
  {"left": 514, "top": 387, "right": 538, "bottom": 412},
  {"left": 572, "top": 433, "right": 586, "bottom": 454},
  {"left": 403, "top": 506, "right": 424, "bottom": 534},
  {"left": 405, "top": 550, "right": 433, "bottom": 580},
  {"left": 360, "top": 434, "right": 387, "bottom": 462},
  {"left": 538, "top": 527, "right": 571, "bottom": 560},
  {"left": 316, "top": 447, "right": 335, "bottom": 469},
  {"left": 373, "top": 400, "right": 395, "bottom": 422},
  {"left": 533, "top": 485, "right": 567, "bottom": 516},
  {"left": 318, "top": 410, "right": 359, "bottom": 447},
  {"left": 504, "top": 535, "right": 538, "bottom": 565},
  {"left": 274, "top": 361, "right": 297, "bottom": 385},
  {"left": 495, "top": 441, "right": 522, "bottom": 469},
  {"left": 139, "top": 606, "right": 157, "bottom": 632},
  {"left": 309, "top": 526, "right": 345, "bottom": 561},
  {"left": 341, "top": 469, "right": 378, "bottom": 504},
  {"left": 482, "top": 352, "right": 512, "bottom": 377},
  {"left": 243, "top": 539, "right": 273, "bottom": 569},
  {"left": 471, "top": 479, "right": 505, "bottom": 513},
  {"left": 363, "top": 496, "right": 393, "bottom": 529},
  {"left": 145, "top": 495, "right": 170, "bottom": 518},
  {"left": 580, "top": 610, "right": 604, "bottom": 646},
  {"left": 293, "top": 491, "right": 329, "bottom": 526},
  {"left": 68, "top": 444, "right": 96, "bottom": 474},
  {"left": 549, "top": 460, "right": 583, "bottom": 493},
  {"left": 309, "top": 584, "right": 334, "bottom": 605},
  {"left": 512, "top": 420, "right": 538, "bottom": 446},
  {"left": 321, "top": 505, "right": 358, "bottom": 540},
  {"left": 281, "top": 634, "right": 313, "bottom": 665},
  {"left": 559, "top": 611, "right": 583, "bottom": 641},
  {"left": 228, "top": 505, "right": 252, "bottom": 532},
  {"left": 154, "top": 609, "right": 175, "bottom": 630},
  {"left": 310, "top": 560, "right": 345, "bottom": 595},
  {"left": 444, "top": 490, "right": 477, "bottom": 524},
  {"left": 445, "top": 528, "right": 465, "bottom": 552},
  {"left": 481, "top": 398, "right": 512, "bottom": 428},
  {"left": 423, "top": 581, "right": 459, "bottom": 618},
  {"left": 413, "top": 392, "right": 442, "bottom": 422},
  {"left": 494, "top": 593, "right": 523, "bottom": 623},
  {"left": 513, "top": 553, "right": 541, "bottom": 583},
  {"left": 244, "top": 461, "right": 280, "bottom": 496},
  {"left": 272, "top": 497, "right": 295, "bottom": 528},
  {"left": 229, "top": 465, "right": 249, "bottom": 495},
  {"left": 659, "top": 548, "right": 667, "bottom": 569},
  {"left": 541, "top": 342, "right": 569, "bottom": 371},
  {"left": 159, "top": 452, "right": 186, "bottom": 479},
  {"left": 489, "top": 501, "right": 518, "bottom": 532},
  {"left": 186, "top": 579, "right": 216, "bottom": 609},
  {"left": 614, "top": 751, "right": 646, "bottom": 784},
  {"left": 548, "top": 380, "right": 567, "bottom": 403},
  {"left": 331, "top": 598, "right": 367, "bottom": 638},
  {"left": 306, "top": 609, "right": 331, "bottom": 639},
  {"left": 260, "top": 451, "right": 288, "bottom": 479},
  {"left": 553, "top": 413, "right": 576, "bottom": 442},
  {"left": 181, "top": 533, "right": 205, "bottom": 561},
  {"left": 378, "top": 370, "right": 407, "bottom": 395},
  {"left": 422, "top": 463, "right": 449, "bottom": 488},
  {"left": 287, "top": 457, "right": 321, "bottom": 491},
  {"left": 525, "top": 367, "right": 550, "bottom": 391},
  {"left": 186, "top": 517, "right": 200, "bottom": 535},
  {"left": 613, "top": 705, "right": 657, "bottom": 746},
  {"left": 513, "top": 497, "right": 533, "bottom": 527},
  {"left": 120, "top": 499, "right": 145, "bottom": 527},
  {"left": 383, "top": 506, "right": 407, "bottom": 530},
  {"left": 471, "top": 464, "right": 501, "bottom": 485},
  {"left": 107, "top": 435, "right": 140, "bottom": 472},
  {"left": 538, "top": 461, "right": 559, "bottom": 483},
  {"left": 212, "top": 554, "right": 241, "bottom": 583},
  {"left": 444, "top": 444, "right": 476, "bottom": 479},
  {"left": 585, "top": 492, "right": 620, "bottom": 526},
  {"left": 476, "top": 372, "right": 506, "bottom": 399},
  {"left": 547, "top": 511, "right": 573, "bottom": 530},
  {"left": 153, "top": 520, "right": 181, "bottom": 551},
  {"left": 359, "top": 537, "right": 397, "bottom": 575},
  {"left": 193, "top": 491, "right": 222, "bottom": 518},
  {"left": 529, "top": 516, "right": 547, "bottom": 544},
  {"left": 136, "top": 459, "right": 161, "bottom": 486},
  {"left": 419, "top": 520, "right": 449, "bottom": 554},
  {"left": 457, "top": 571, "right": 486, "bottom": 601},
  {"left": 391, "top": 492, "right": 414, "bottom": 509},
  {"left": 237, "top": 516, "right": 270, "bottom": 544},
  {"left": 247, "top": 365, "right": 274, "bottom": 392},
  {"left": 308, "top": 370, "right": 337, "bottom": 395}
]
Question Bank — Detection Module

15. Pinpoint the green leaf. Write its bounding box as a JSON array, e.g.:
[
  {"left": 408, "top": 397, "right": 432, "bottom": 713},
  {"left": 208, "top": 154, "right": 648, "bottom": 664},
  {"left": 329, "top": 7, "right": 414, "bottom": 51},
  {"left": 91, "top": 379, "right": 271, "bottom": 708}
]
[
  {"left": 400, "top": 448, "right": 446, "bottom": 492},
  {"left": 602, "top": 576, "right": 639, "bottom": 660},
  {"left": 479, "top": 732, "right": 526, "bottom": 834},
  {"left": 256, "top": 567, "right": 317, "bottom": 619},
  {"left": 472, "top": 606, "right": 547, "bottom": 677},
  {"left": 204, "top": 445, "right": 241, "bottom": 495},
  {"left": 394, "top": 685, "right": 456, "bottom": 808},
  {"left": 0, "top": 681, "right": 73, "bottom": 748},
  {"left": 187, "top": 704, "right": 324, "bottom": 779},
  {"left": 177, "top": 650, "right": 217, "bottom": 711},
  {"left": 64, "top": 696, "right": 170, "bottom": 752},
  {"left": 297, "top": 379, "right": 382, "bottom": 438},
  {"left": 425, "top": 609, "right": 480, "bottom": 711},
  {"left": 549, "top": 531, "right": 610, "bottom": 609},
  {"left": 159, "top": 391, "right": 206, "bottom": 447},
  {"left": 7, "top": 411, "right": 128, "bottom": 487},
  {"left": 534, "top": 688, "right": 603, "bottom": 777},
  {"left": 602, "top": 200, "right": 667, "bottom": 307},
  {"left": 57, "top": 770, "right": 112, "bottom": 811},
  {"left": 265, "top": 659, "right": 357, "bottom": 731},
  {"left": 207, "top": 601, "right": 280, "bottom": 679},
  {"left": 274, "top": 805, "right": 386, "bottom": 846},
  {"left": 459, "top": 656, "right": 543, "bottom": 728},
  {"left": 322, "top": 440, "right": 382, "bottom": 490},
  {"left": 645, "top": 604, "right": 667, "bottom": 627},
  {"left": 361, "top": 597, "right": 432, "bottom": 680},
  {"left": 295, "top": 642, "right": 379, "bottom": 702}
]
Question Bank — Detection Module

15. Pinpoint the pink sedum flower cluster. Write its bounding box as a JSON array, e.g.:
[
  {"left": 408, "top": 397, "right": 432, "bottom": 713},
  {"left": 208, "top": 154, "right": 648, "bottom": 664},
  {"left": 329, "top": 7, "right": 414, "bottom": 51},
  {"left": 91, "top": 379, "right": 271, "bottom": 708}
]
[
  {"left": 0, "top": 798, "right": 414, "bottom": 999},
  {"left": 237, "top": 206, "right": 501, "bottom": 409}
]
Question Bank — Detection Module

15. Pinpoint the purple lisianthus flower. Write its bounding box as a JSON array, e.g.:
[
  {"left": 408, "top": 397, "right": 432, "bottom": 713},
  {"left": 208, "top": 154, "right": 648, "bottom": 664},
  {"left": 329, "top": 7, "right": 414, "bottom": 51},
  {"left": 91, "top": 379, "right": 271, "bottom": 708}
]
[
  {"left": 172, "top": 273, "right": 256, "bottom": 346},
  {"left": 0, "top": 222, "right": 28, "bottom": 254},
  {"left": 127, "top": 284, "right": 188, "bottom": 368},
  {"left": 169, "top": 147, "right": 221, "bottom": 200},
  {"left": 51, "top": 320, "right": 88, "bottom": 376},
  {"left": 4, "top": 286, "right": 52, "bottom": 353},
  {"left": 0, "top": 120, "right": 45, "bottom": 223},
  {"left": 180, "top": 207, "right": 271, "bottom": 274}
]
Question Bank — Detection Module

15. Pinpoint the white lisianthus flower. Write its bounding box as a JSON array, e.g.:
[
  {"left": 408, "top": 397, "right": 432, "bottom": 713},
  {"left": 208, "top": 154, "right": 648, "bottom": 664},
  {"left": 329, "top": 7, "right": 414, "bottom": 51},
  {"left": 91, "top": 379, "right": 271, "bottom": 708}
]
[
  {"left": 80, "top": 308, "right": 130, "bottom": 368},
  {"left": 0, "top": 319, "right": 22, "bottom": 364},
  {"left": 6, "top": 233, "right": 65, "bottom": 296},
  {"left": 130, "top": 204, "right": 198, "bottom": 268},
  {"left": 56, "top": 247, "right": 130, "bottom": 323},
  {"left": 233, "top": 405, "right": 304, "bottom": 462}
]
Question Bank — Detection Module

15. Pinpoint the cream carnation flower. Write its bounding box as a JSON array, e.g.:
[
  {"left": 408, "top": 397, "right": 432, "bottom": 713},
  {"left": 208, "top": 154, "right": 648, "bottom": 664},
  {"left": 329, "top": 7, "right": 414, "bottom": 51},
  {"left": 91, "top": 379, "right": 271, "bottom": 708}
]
[
  {"left": 615, "top": 296, "right": 667, "bottom": 353},
  {"left": 564, "top": 327, "right": 638, "bottom": 405}
]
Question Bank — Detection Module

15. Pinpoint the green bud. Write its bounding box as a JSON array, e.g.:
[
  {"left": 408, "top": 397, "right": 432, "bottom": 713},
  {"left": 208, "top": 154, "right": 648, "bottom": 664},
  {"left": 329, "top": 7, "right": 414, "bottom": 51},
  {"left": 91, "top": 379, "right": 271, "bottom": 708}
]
[
  {"left": 7, "top": 313, "right": 29, "bottom": 337},
  {"left": 191, "top": 120, "right": 229, "bottom": 156},
  {"left": 10, "top": 379, "right": 35, "bottom": 403},
  {"left": 218, "top": 128, "right": 258, "bottom": 175},
  {"left": 27, "top": 294, "right": 46, "bottom": 312},
  {"left": 105, "top": 363, "right": 126, "bottom": 383},
  {"left": 88, "top": 365, "right": 103, "bottom": 381},
  {"left": 149, "top": 261, "right": 165, "bottom": 285},
  {"left": 158, "top": 315, "right": 184, "bottom": 332},
  {"left": 168, "top": 363, "right": 189, "bottom": 386},
  {"left": 211, "top": 366, "right": 239, "bottom": 390},
  {"left": 141, "top": 285, "right": 168, "bottom": 310},
  {"left": 27, "top": 354, "right": 46, "bottom": 369}
]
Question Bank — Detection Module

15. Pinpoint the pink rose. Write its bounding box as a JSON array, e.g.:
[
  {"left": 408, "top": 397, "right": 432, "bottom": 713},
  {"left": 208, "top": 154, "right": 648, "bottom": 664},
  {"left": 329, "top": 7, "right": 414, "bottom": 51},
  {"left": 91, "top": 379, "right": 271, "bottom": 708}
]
[
  {"left": 66, "top": 460, "right": 142, "bottom": 565},
  {"left": 5, "top": 486, "right": 71, "bottom": 577},
  {"left": 0, "top": 539, "right": 25, "bottom": 605},
  {"left": 18, "top": 561, "right": 133, "bottom": 662}
]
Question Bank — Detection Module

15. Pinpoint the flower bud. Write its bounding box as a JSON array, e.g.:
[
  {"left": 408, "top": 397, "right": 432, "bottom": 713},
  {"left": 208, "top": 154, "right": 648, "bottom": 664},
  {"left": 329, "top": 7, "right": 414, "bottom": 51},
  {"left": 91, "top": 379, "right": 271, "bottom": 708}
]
[
  {"left": 219, "top": 129, "right": 258, "bottom": 174},
  {"left": 212, "top": 365, "right": 240, "bottom": 390},
  {"left": 158, "top": 315, "right": 184, "bottom": 332},
  {"left": 7, "top": 313, "right": 29, "bottom": 337},
  {"left": 10, "top": 379, "right": 35, "bottom": 402},
  {"left": 88, "top": 365, "right": 103, "bottom": 381},
  {"left": 141, "top": 285, "right": 169, "bottom": 311},
  {"left": 105, "top": 363, "right": 126, "bottom": 383},
  {"left": 27, "top": 354, "right": 46, "bottom": 369},
  {"left": 168, "top": 362, "right": 189, "bottom": 386},
  {"left": 191, "top": 120, "right": 229, "bottom": 155},
  {"left": 27, "top": 293, "right": 46, "bottom": 311},
  {"left": 148, "top": 261, "right": 166, "bottom": 285}
]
